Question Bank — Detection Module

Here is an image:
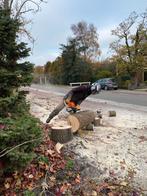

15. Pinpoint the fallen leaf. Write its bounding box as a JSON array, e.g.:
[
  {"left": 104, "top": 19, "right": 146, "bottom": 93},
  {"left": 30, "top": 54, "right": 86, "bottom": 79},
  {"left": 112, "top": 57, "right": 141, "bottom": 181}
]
[
  {"left": 60, "top": 184, "right": 68, "bottom": 193},
  {"left": 75, "top": 174, "right": 81, "bottom": 183},
  {"left": 4, "top": 182, "right": 10, "bottom": 189},
  {"left": 91, "top": 190, "right": 97, "bottom": 196},
  {"left": 108, "top": 193, "right": 115, "bottom": 196},
  {"left": 47, "top": 149, "right": 55, "bottom": 156},
  {"left": 28, "top": 174, "right": 34, "bottom": 179},
  {"left": 15, "top": 179, "right": 22, "bottom": 188},
  {"left": 27, "top": 182, "right": 34, "bottom": 190},
  {"left": 120, "top": 181, "right": 128, "bottom": 186},
  {"left": 49, "top": 176, "right": 56, "bottom": 182}
]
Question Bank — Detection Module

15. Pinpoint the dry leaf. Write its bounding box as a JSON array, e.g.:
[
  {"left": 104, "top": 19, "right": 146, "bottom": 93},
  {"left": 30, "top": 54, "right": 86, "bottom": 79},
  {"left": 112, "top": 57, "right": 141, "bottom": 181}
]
[
  {"left": 120, "top": 181, "right": 128, "bottom": 186},
  {"left": 15, "top": 179, "right": 21, "bottom": 187},
  {"left": 91, "top": 190, "right": 97, "bottom": 196},
  {"left": 75, "top": 174, "right": 81, "bottom": 183},
  {"left": 28, "top": 174, "right": 34, "bottom": 179},
  {"left": 60, "top": 184, "right": 68, "bottom": 193},
  {"left": 47, "top": 149, "right": 55, "bottom": 156},
  {"left": 49, "top": 176, "right": 56, "bottom": 182},
  {"left": 4, "top": 182, "right": 10, "bottom": 189},
  {"left": 108, "top": 193, "right": 115, "bottom": 196}
]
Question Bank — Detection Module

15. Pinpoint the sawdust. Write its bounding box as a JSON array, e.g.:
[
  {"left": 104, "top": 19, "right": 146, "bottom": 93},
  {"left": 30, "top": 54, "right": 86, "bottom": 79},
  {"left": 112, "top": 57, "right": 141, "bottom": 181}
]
[{"left": 27, "top": 90, "right": 147, "bottom": 192}]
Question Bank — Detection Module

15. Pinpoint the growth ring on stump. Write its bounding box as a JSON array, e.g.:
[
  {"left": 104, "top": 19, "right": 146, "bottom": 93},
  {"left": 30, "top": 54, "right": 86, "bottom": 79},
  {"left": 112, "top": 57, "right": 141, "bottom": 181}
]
[{"left": 67, "top": 110, "right": 96, "bottom": 133}]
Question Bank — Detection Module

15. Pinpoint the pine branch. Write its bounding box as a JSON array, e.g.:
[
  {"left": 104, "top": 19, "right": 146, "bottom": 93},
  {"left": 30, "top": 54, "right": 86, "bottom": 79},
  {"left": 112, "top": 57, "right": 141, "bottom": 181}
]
[{"left": 0, "top": 137, "right": 42, "bottom": 158}]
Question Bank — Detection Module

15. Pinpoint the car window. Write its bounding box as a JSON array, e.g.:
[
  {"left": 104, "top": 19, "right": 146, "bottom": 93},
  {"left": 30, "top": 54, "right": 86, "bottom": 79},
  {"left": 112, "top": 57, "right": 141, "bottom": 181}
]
[{"left": 111, "top": 79, "right": 116, "bottom": 82}]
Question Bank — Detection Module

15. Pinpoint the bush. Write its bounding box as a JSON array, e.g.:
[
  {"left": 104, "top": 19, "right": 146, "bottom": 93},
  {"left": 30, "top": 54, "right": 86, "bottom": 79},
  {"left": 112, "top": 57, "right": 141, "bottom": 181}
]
[
  {"left": 121, "top": 80, "right": 131, "bottom": 89},
  {"left": 96, "top": 70, "right": 113, "bottom": 80},
  {"left": 0, "top": 112, "right": 42, "bottom": 174}
]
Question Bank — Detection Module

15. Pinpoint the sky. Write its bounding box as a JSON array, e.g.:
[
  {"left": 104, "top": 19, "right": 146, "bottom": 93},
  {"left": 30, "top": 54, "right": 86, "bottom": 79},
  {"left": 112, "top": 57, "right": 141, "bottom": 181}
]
[{"left": 26, "top": 0, "right": 147, "bottom": 66}]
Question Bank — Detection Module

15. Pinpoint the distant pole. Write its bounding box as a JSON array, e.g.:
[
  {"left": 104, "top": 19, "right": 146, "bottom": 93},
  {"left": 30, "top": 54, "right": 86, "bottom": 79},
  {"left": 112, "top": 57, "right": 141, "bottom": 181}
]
[
  {"left": 44, "top": 76, "right": 47, "bottom": 84},
  {"left": 40, "top": 76, "right": 42, "bottom": 84}
]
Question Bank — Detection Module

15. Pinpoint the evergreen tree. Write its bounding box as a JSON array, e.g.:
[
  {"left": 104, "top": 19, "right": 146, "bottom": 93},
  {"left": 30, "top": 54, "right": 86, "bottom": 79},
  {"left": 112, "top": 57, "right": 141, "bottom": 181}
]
[
  {"left": 60, "top": 38, "right": 93, "bottom": 84},
  {"left": 0, "top": 7, "right": 42, "bottom": 174}
]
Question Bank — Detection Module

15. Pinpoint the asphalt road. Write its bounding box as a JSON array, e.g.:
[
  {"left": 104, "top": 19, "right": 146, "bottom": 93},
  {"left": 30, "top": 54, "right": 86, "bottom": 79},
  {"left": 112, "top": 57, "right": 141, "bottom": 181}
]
[
  {"left": 94, "top": 89, "right": 147, "bottom": 107},
  {"left": 31, "top": 84, "right": 147, "bottom": 108}
]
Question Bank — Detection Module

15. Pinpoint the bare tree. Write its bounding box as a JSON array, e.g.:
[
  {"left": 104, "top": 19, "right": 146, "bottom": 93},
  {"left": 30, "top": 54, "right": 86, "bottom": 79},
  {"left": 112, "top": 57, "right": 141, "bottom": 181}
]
[
  {"left": 110, "top": 10, "right": 147, "bottom": 86},
  {"left": 0, "top": 0, "right": 46, "bottom": 42},
  {"left": 1, "top": 0, "right": 45, "bottom": 17},
  {"left": 71, "top": 21, "right": 101, "bottom": 62}
]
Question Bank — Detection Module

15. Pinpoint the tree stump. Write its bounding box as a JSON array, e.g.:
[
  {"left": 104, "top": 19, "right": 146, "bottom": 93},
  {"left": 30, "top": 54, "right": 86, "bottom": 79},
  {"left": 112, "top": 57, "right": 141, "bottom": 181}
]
[
  {"left": 67, "top": 110, "right": 96, "bottom": 133},
  {"left": 94, "top": 117, "right": 101, "bottom": 126},
  {"left": 50, "top": 126, "right": 73, "bottom": 143},
  {"left": 108, "top": 111, "right": 116, "bottom": 117}
]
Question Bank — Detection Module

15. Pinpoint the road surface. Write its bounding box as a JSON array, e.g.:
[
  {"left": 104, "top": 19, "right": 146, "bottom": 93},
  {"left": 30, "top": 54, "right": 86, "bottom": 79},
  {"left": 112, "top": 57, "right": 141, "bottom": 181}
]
[{"left": 31, "top": 84, "right": 147, "bottom": 111}]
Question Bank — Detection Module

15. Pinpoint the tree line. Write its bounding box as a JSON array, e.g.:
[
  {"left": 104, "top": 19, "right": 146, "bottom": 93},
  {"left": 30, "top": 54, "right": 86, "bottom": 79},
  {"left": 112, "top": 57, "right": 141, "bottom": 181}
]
[{"left": 34, "top": 10, "right": 147, "bottom": 88}]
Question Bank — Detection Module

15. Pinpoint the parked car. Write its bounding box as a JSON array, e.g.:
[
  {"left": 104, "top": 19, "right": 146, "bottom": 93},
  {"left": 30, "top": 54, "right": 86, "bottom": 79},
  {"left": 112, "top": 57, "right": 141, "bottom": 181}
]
[{"left": 93, "top": 78, "right": 118, "bottom": 90}]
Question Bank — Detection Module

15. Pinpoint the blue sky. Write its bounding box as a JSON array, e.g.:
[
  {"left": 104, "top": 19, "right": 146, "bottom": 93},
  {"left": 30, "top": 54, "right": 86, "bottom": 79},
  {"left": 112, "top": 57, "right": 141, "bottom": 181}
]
[{"left": 27, "top": 0, "right": 147, "bottom": 65}]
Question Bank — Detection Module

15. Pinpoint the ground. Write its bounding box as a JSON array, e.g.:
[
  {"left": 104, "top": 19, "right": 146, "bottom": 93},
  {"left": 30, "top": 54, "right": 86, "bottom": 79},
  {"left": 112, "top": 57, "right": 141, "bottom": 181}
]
[{"left": 27, "top": 88, "right": 147, "bottom": 194}]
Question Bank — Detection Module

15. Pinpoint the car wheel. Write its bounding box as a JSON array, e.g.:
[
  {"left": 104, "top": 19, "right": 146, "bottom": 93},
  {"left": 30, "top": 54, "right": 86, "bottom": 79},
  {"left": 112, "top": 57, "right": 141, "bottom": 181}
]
[{"left": 104, "top": 86, "right": 108, "bottom": 90}]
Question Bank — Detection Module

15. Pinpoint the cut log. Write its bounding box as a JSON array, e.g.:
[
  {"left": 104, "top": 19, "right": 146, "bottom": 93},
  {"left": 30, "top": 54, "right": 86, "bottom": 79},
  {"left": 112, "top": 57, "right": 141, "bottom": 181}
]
[
  {"left": 94, "top": 117, "right": 101, "bottom": 126},
  {"left": 85, "top": 123, "right": 93, "bottom": 130},
  {"left": 67, "top": 110, "right": 96, "bottom": 133},
  {"left": 50, "top": 126, "right": 73, "bottom": 144},
  {"left": 108, "top": 111, "right": 116, "bottom": 117},
  {"left": 81, "top": 123, "right": 94, "bottom": 131}
]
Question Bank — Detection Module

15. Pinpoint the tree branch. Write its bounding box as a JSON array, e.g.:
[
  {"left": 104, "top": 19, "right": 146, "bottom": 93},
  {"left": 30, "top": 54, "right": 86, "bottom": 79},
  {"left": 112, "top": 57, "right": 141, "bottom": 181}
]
[
  {"left": 0, "top": 137, "right": 42, "bottom": 158},
  {"left": 15, "top": 0, "right": 41, "bottom": 19},
  {"left": 124, "top": 31, "right": 132, "bottom": 64}
]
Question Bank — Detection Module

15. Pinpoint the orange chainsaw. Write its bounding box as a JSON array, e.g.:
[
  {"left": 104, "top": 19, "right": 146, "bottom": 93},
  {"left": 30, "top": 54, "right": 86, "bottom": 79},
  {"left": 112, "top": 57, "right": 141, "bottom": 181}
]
[{"left": 64, "top": 99, "right": 80, "bottom": 113}]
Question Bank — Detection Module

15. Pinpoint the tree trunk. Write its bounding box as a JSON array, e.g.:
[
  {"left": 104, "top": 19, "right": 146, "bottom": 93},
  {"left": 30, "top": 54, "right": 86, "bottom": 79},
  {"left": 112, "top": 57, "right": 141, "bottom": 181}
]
[{"left": 67, "top": 110, "right": 96, "bottom": 133}]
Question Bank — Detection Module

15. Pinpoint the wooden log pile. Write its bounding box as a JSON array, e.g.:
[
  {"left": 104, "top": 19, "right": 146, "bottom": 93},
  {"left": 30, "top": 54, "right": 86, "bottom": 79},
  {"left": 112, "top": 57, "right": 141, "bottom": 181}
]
[{"left": 50, "top": 110, "right": 104, "bottom": 143}]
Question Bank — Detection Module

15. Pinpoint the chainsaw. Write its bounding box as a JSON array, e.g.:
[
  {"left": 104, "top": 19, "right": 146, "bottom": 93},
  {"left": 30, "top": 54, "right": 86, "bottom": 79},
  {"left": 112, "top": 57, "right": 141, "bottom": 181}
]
[{"left": 64, "top": 99, "right": 80, "bottom": 113}]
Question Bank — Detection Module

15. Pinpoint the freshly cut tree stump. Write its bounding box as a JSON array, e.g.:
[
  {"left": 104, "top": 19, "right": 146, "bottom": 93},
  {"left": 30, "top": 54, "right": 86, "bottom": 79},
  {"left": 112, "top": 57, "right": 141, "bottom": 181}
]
[
  {"left": 94, "top": 117, "right": 101, "bottom": 126},
  {"left": 108, "top": 111, "right": 116, "bottom": 117},
  {"left": 67, "top": 110, "right": 96, "bottom": 133},
  {"left": 50, "top": 126, "right": 73, "bottom": 144}
]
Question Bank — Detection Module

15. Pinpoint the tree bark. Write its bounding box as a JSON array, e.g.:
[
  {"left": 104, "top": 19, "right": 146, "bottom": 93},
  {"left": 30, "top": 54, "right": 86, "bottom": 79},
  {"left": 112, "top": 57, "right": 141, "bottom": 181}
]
[
  {"left": 108, "top": 111, "right": 116, "bottom": 117},
  {"left": 94, "top": 117, "right": 101, "bottom": 126},
  {"left": 50, "top": 126, "right": 73, "bottom": 144},
  {"left": 67, "top": 110, "right": 96, "bottom": 132}
]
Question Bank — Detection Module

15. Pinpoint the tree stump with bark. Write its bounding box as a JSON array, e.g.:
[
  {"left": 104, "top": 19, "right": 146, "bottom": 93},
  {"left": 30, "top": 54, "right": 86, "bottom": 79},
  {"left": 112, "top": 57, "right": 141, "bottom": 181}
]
[
  {"left": 50, "top": 126, "right": 73, "bottom": 143},
  {"left": 67, "top": 110, "right": 96, "bottom": 133},
  {"left": 94, "top": 117, "right": 101, "bottom": 126},
  {"left": 108, "top": 111, "right": 116, "bottom": 117}
]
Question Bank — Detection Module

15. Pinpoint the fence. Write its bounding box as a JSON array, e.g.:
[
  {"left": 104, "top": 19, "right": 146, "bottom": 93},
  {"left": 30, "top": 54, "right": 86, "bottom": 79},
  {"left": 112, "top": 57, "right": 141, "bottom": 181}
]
[
  {"left": 69, "top": 82, "right": 91, "bottom": 87},
  {"left": 33, "top": 74, "right": 91, "bottom": 86}
]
